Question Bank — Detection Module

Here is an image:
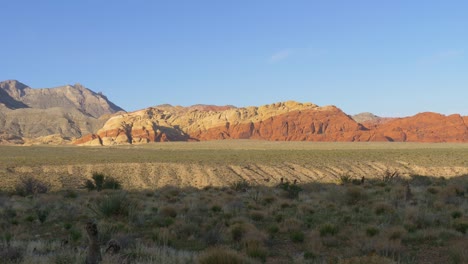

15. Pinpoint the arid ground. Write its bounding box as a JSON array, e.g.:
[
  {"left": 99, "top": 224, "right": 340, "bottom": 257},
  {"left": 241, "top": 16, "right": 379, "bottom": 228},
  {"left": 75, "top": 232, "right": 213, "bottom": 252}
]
[
  {"left": 0, "top": 141, "right": 467, "bottom": 191},
  {"left": 0, "top": 141, "right": 467, "bottom": 263}
]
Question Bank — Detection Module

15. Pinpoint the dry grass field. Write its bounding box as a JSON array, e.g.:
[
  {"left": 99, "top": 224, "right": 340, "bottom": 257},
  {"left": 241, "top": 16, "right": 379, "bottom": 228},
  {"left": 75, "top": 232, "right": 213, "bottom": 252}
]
[
  {"left": 0, "top": 141, "right": 467, "bottom": 263},
  {"left": 0, "top": 141, "right": 467, "bottom": 191}
]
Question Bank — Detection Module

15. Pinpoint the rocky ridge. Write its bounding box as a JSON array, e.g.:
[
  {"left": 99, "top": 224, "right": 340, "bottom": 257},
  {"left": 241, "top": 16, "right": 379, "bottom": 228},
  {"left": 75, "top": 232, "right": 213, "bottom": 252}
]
[
  {"left": 0, "top": 80, "right": 124, "bottom": 144},
  {"left": 75, "top": 101, "right": 468, "bottom": 145}
]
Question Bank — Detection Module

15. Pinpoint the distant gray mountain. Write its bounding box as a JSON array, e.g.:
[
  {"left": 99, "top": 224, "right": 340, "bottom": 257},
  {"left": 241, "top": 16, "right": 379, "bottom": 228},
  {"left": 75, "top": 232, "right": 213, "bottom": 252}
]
[
  {"left": 0, "top": 80, "right": 125, "bottom": 143},
  {"left": 351, "top": 112, "right": 382, "bottom": 123},
  {"left": 0, "top": 80, "right": 123, "bottom": 117}
]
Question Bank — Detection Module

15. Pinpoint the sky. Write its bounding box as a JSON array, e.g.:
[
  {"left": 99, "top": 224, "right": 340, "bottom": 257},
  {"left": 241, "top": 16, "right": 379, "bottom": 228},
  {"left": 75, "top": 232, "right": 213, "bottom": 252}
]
[{"left": 1, "top": 1, "right": 467, "bottom": 117}]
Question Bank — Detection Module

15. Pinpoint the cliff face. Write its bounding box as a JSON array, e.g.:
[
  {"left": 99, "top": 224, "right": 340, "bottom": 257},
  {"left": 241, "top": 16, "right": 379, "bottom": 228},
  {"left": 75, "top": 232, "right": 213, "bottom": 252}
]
[{"left": 74, "top": 101, "right": 468, "bottom": 146}]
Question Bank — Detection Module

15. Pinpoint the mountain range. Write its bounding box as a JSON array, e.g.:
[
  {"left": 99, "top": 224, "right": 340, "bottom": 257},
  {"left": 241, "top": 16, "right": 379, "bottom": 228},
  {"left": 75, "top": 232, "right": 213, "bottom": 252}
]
[{"left": 0, "top": 80, "right": 467, "bottom": 145}]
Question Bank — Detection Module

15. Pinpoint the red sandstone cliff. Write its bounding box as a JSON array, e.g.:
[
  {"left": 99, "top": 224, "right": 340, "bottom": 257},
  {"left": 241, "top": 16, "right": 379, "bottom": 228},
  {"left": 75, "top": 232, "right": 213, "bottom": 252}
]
[{"left": 73, "top": 101, "right": 468, "bottom": 145}]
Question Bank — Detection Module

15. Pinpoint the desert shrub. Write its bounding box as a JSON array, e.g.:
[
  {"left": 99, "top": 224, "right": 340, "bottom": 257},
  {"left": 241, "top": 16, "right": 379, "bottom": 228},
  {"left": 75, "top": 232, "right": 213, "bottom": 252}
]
[
  {"left": 230, "top": 224, "right": 246, "bottom": 242},
  {"left": 345, "top": 186, "right": 366, "bottom": 205},
  {"left": 278, "top": 182, "right": 302, "bottom": 199},
  {"left": 338, "top": 174, "right": 353, "bottom": 185},
  {"left": 198, "top": 247, "right": 247, "bottom": 264},
  {"left": 290, "top": 230, "right": 305, "bottom": 243},
  {"left": 374, "top": 202, "right": 394, "bottom": 215},
  {"left": 14, "top": 176, "right": 49, "bottom": 196},
  {"left": 85, "top": 172, "right": 121, "bottom": 191},
  {"left": 262, "top": 196, "right": 275, "bottom": 205},
  {"left": 211, "top": 205, "right": 222, "bottom": 213},
  {"left": 451, "top": 211, "right": 462, "bottom": 219},
  {"left": 0, "top": 246, "right": 23, "bottom": 263},
  {"left": 89, "top": 192, "right": 134, "bottom": 219},
  {"left": 160, "top": 206, "right": 178, "bottom": 218},
  {"left": 381, "top": 169, "right": 401, "bottom": 183},
  {"left": 410, "top": 175, "right": 433, "bottom": 186},
  {"left": 230, "top": 180, "right": 250, "bottom": 192},
  {"left": 341, "top": 255, "right": 396, "bottom": 264},
  {"left": 204, "top": 225, "right": 224, "bottom": 246},
  {"left": 244, "top": 240, "right": 267, "bottom": 262},
  {"left": 92, "top": 172, "right": 105, "bottom": 190},
  {"left": 249, "top": 211, "right": 266, "bottom": 221},
  {"left": 366, "top": 227, "right": 379, "bottom": 237},
  {"left": 25, "top": 215, "right": 35, "bottom": 222},
  {"left": 35, "top": 207, "right": 50, "bottom": 224},
  {"left": 319, "top": 224, "right": 338, "bottom": 237},
  {"left": 102, "top": 177, "right": 122, "bottom": 190},
  {"left": 453, "top": 220, "right": 468, "bottom": 234},
  {"left": 63, "top": 189, "right": 78, "bottom": 199},
  {"left": 69, "top": 228, "right": 82, "bottom": 243},
  {"left": 267, "top": 224, "right": 279, "bottom": 237}
]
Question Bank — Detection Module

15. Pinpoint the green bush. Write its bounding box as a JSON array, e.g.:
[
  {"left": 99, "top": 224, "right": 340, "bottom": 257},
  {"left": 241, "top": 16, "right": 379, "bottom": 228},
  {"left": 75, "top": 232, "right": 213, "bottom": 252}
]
[
  {"left": 319, "top": 224, "right": 338, "bottom": 237},
  {"left": 89, "top": 192, "right": 134, "bottom": 219},
  {"left": 84, "top": 172, "right": 121, "bottom": 191},
  {"left": 366, "top": 227, "right": 379, "bottom": 237},
  {"left": 453, "top": 220, "right": 468, "bottom": 234},
  {"left": 230, "top": 224, "right": 245, "bottom": 242},
  {"left": 278, "top": 182, "right": 302, "bottom": 199},
  {"left": 290, "top": 230, "right": 305, "bottom": 243},
  {"left": 35, "top": 207, "right": 49, "bottom": 224}
]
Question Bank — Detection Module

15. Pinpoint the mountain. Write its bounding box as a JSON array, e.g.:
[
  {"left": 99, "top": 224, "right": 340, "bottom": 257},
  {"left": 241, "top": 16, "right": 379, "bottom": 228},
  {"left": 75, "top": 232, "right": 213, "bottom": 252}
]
[
  {"left": 0, "top": 80, "right": 124, "bottom": 144},
  {"left": 0, "top": 80, "right": 123, "bottom": 117},
  {"left": 74, "top": 101, "right": 468, "bottom": 145}
]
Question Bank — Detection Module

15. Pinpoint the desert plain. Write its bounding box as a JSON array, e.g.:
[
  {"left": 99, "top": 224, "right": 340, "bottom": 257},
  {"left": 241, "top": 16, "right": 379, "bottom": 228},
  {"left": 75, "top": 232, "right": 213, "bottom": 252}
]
[{"left": 0, "top": 141, "right": 467, "bottom": 263}]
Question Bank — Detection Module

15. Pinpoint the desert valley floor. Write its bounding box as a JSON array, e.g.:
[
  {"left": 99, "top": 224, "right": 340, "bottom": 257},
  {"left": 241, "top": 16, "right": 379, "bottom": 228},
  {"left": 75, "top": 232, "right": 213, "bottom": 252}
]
[
  {"left": 0, "top": 141, "right": 467, "bottom": 264},
  {"left": 1, "top": 141, "right": 467, "bottom": 191}
]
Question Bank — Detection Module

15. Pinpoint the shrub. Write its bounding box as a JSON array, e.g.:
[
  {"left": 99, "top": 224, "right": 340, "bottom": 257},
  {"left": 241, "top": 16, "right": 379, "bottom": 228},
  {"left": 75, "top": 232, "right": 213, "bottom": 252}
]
[
  {"left": 345, "top": 186, "right": 366, "bottom": 205},
  {"left": 102, "top": 177, "right": 122, "bottom": 190},
  {"left": 0, "top": 246, "right": 23, "bottom": 263},
  {"left": 366, "top": 227, "right": 379, "bottom": 237},
  {"left": 211, "top": 205, "right": 222, "bottom": 213},
  {"left": 290, "top": 230, "right": 305, "bottom": 243},
  {"left": 69, "top": 228, "right": 82, "bottom": 243},
  {"left": 160, "top": 206, "right": 177, "bottom": 218},
  {"left": 85, "top": 173, "right": 122, "bottom": 191},
  {"left": 278, "top": 182, "right": 302, "bottom": 199},
  {"left": 92, "top": 172, "right": 105, "bottom": 191},
  {"left": 230, "top": 180, "right": 250, "bottom": 192},
  {"left": 35, "top": 207, "right": 49, "bottom": 223},
  {"left": 230, "top": 224, "right": 245, "bottom": 242},
  {"left": 14, "top": 176, "right": 49, "bottom": 196},
  {"left": 451, "top": 211, "right": 462, "bottom": 219},
  {"left": 453, "top": 220, "right": 468, "bottom": 234},
  {"left": 249, "top": 211, "right": 265, "bottom": 221},
  {"left": 244, "top": 240, "right": 267, "bottom": 262},
  {"left": 198, "top": 247, "right": 247, "bottom": 264},
  {"left": 338, "top": 174, "right": 353, "bottom": 185},
  {"left": 267, "top": 225, "right": 279, "bottom": 236},
  {"left": 63, "top": 189, "right": 78, "bottom": 198},
  {"left": 319, "top": 224, "right": 338, "bottom": 237},
  {"left": 381, "top": 169, "right": 400, "bottom": 183},
  {"left": 89, "top": 192, "right": 134, "bottom": 219}
]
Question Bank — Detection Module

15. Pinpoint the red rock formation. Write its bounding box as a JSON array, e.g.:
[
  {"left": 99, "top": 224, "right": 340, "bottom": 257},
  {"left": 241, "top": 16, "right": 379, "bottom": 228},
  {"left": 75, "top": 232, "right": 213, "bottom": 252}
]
[
  {"left": 371, "top": 113, "right": 468, "bottom": 142},
  {"left": 73, "top": 102, "right": 468, "bottom": 145},
  {"left": 193, "top": 106, "right": 368, "bottom": 141}
]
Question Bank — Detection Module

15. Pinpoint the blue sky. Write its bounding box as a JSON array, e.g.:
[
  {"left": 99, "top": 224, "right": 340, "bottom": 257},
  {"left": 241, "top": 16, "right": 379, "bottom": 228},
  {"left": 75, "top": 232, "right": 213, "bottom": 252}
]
[{"left": 1, "top": 1, "right": 467, "bottom": 116}]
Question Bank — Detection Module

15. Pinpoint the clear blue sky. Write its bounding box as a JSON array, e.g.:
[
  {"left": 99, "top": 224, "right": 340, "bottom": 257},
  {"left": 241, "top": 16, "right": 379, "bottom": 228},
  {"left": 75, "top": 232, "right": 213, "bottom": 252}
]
[{"left": 1, "top": 1, "right": 467, "bottom": 116}]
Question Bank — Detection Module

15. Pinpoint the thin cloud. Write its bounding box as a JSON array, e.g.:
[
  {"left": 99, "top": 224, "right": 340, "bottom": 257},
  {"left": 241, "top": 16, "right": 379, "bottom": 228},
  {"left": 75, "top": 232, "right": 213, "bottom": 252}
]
[{"left": 269, "top": 49, "right": 292, "bottom": 63}]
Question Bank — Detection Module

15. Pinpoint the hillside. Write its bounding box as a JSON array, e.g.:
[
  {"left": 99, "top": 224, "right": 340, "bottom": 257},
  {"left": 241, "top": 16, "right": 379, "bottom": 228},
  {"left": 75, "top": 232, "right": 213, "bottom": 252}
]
[
  {"left": 0, "top": 80, "right": 124, "bottom": 144},
  {"left": 75, "top": 101, "right": 468, "bottom": 145}
]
